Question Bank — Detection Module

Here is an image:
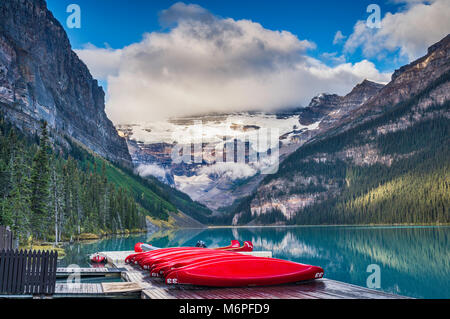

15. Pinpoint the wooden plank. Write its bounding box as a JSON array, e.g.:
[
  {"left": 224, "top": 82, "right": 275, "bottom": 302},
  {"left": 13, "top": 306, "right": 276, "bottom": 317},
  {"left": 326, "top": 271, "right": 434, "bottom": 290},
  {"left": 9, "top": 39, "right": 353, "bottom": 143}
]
[
  {"left": 101, "top": 282, "right": 143, "bottom": 294},
  {"left": 53, "top": 283, "right": 143, "bottom": 298},
  {"left": 57, "top": 267, "right": 125, "bottom": 273},
  {"left": 16, "top": 250, "right": 25, "bottom": 294},
  {"left": 0, "top": 250, "right": 6, "bottom": 293},
  {"left": 11, "top": 250, "right": 18, "bottom": 294},
  {"left": 25, "top": 249, "right": 33, "bottom": 294},
  {"left": 6, "top": 250, "right": 14, "bottom": 293},
  {"left": 56, "top": 267, "right": 125, "bottom": 279},
  {"left": 30, "top": 250, "right": 38, "bottom": 294},
  {"left": 39, "top": 251, "right": 48, "bottom": 294}
]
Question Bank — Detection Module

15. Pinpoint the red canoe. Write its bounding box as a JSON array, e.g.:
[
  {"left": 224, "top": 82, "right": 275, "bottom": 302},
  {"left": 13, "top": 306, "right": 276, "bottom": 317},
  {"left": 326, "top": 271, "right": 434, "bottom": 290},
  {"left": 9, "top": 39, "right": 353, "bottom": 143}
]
[
  {"left": 159, "top": 254, "right": 264, "bottom": 278},
  {"left": 127, "top": 247, "right": 198, "bottom": 264},
  {"left": 139, "top": 247, "right": 231, "bottom": 269},
  {"left": 138, "top": 248, "right": 210, "bottom": 268},
  {"left": 214, "top": 240, "right": 240, "bottom": 250},
  {"left": 165, "top": 257, "right": 324, "bottom": 287},
  {"left": 90, "top": 253, "right": 106, "bottom": 263},
  {"left": 126, "top": 241, "right": 244, "bottom": 265},
  {"left": 151, "top": 251, "right": 246, "bottom": 276},
  {"left": 223, "top": 241, "right": 253, "bottom": 252},
  {"left": 127, "top": 240, "right": 242, "bottom": 263},
  {"left": 147, "top": 249, "right": 236, "bottom": 271}
]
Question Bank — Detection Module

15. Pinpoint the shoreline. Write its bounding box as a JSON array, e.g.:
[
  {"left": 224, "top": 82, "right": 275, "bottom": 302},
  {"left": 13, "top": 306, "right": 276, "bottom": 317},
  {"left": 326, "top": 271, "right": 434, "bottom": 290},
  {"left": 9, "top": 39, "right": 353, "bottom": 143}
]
[
  {"left": 206, "top": 223, "right": 450, "bottom": 229},
  {"left": 43, "top": 223, "right": 450, "bottom": 251}
]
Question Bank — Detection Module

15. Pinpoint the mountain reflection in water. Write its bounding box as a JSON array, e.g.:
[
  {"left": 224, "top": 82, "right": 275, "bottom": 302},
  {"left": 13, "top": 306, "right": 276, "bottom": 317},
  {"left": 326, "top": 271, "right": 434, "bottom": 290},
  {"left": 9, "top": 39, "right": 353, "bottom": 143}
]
[{"left": 61, "top": 226, "right": 449, "bottom": 299}]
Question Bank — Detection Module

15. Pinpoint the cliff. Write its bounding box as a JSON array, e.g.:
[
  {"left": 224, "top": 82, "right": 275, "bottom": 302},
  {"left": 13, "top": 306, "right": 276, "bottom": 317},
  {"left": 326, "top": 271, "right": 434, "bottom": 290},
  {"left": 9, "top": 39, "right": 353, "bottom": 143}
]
[
  {"left": 298, "top": 79, "right": 384, "bottom": 125},
  {"left": 0, "top": 0, "right": 132, "bottom": 167}
]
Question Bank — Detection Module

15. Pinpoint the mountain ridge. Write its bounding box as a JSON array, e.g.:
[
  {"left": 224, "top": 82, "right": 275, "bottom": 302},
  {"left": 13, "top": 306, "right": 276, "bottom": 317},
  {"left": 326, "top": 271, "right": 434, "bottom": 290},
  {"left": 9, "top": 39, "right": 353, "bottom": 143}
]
[
  {"left": 0, "top": 0, "right": 132, "bottom": 167},
  {"left": 227, "top": 35, "right": 450, "bottom": 225},
  {"left": 0, "top": 0, "right": 211, "bottom": 229}
]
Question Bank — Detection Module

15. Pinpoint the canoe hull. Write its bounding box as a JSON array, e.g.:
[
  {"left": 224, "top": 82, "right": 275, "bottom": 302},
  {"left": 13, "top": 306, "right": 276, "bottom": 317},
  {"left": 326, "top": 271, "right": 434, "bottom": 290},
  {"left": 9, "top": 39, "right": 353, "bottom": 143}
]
[{"left": 165, "top": 257, "right": 324, "bottom": 287}]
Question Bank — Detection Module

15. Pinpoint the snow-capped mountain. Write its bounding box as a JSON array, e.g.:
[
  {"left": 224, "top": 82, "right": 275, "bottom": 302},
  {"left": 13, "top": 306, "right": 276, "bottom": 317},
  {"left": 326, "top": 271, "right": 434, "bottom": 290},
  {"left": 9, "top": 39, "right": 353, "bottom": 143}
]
[
  {"left": 117, "top": 79, "right": 385, "bottom": 214},
  {"left": 117, "top": 112, "right": 320, "bottom": 210}
]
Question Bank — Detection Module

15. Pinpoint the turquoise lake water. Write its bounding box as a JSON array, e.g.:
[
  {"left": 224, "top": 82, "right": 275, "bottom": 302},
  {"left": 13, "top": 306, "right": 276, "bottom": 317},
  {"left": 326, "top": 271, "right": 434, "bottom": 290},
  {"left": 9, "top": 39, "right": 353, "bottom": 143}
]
[{"left": 60, "top": 226, "right": 450, "bottom": 299}]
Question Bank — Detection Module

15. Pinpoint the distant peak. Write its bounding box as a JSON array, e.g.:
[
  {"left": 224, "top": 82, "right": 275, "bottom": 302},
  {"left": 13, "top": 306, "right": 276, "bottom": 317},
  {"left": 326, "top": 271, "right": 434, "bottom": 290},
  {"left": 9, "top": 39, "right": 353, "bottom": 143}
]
[
  {"left": 308, "top": 93, "right": 341, "bottom": 108},
  {"left": 427, "top": 34, "right": 450, "bottom": 55},
  {"left": 357, "top": 79, "right": 384, "bottom": 88}
]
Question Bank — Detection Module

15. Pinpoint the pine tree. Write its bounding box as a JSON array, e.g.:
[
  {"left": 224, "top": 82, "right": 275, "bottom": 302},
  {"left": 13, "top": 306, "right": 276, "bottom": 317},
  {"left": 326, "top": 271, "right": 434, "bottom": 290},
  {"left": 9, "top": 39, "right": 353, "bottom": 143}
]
[
  {"left": 30, "top": 121, "right": 51, "bottom": 241},
  {"left": 50, "top": 157, "right": 64, "bottom": 244},
  {"left": 7, "top": 139, "right": 32, "bottom": 243}
]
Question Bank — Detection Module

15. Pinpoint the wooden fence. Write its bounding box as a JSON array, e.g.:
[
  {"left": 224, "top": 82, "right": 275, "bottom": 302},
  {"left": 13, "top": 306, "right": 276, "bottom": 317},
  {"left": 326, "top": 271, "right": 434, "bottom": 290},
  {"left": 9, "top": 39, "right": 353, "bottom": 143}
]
[
  {"left": 0, "top": 249, "right": 58, "bottom": 295},
  {"left": 0, "top": 226, "right": 13, "bottom": 250}
]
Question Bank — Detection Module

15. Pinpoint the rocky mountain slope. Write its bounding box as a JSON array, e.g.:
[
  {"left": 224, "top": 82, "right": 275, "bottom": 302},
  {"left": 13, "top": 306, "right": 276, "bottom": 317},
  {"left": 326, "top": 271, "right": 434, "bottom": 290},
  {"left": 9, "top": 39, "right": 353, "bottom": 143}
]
[
  {"left": 0, "top": 0, "right": 131, "bottom": 167},
  {"left": 298, "top": 80, "right": 384, "bottom": 126},
  {"left": 0, "top": 0, "right": 210, "bottom": 229},
  {"left": 230, "top": 35, "right": 450, "bottom": 225}
]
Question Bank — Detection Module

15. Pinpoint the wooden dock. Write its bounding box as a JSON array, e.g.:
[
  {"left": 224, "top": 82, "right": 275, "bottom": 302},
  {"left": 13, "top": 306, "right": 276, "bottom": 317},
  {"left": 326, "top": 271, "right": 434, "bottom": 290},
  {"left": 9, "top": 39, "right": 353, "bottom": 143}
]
[
  {"left": 53, "top": 282, "right": 142, "bottom": 298},
  {"left": 56, "top": 267, "right": 125, "bottom": 278},
  {"left": 99, "top": 251, "right": 409, "bottom": 299}
]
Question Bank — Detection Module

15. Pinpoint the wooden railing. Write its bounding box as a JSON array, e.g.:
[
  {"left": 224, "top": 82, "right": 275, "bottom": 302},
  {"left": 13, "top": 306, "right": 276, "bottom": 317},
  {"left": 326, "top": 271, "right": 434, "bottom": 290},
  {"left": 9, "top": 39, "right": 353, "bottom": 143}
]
[{"left": 0, "top": 249, "right": 58, "bottom": 295}]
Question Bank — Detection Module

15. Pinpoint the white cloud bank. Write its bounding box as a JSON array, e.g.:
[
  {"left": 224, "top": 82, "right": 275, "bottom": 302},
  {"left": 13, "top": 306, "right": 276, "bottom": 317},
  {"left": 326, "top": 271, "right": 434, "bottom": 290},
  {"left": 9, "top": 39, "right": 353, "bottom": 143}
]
[
  {"left": 199, "top": 162, "right": 257, "bottom": 180},
  {"left": 344, "top": 0, "right": 450, "bottom": 61},
  {"left": 76, "top": 2, "right": 392, "bottom": 124}
]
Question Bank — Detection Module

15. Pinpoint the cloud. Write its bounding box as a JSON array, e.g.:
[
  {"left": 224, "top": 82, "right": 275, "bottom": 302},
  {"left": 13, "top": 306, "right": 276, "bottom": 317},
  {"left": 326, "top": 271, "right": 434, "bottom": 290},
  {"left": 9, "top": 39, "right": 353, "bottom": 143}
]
[
  {"left": 344, "top": 0, "right": 450, "bottom": 61},
  {"left": 75, "top": 43, "right": 122, "bottom": 79},
  {"left": 321, "top": 52, "right": 346, "bottom": 65},
  {"left": 135, "top": 163, "right": 168, "bottom": 181},
  {"left": 199, "top": 162, "right": 257, "bottom": 180},
  {"left": 75, "top": 2, "right": 391, "bottom": 124},
  {"left": 333, "top": 31, "right": 346, "bottom": 45}
]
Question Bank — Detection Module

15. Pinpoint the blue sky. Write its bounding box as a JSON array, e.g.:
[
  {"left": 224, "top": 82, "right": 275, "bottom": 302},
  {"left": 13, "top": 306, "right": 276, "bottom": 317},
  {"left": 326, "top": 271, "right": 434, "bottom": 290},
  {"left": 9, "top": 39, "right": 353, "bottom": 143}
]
[
  {"left": 44, "top": 0, "right": 449, "bottom": 122},
  {"left": 47, "top": 0, "right": 404, "bottom": 72}
]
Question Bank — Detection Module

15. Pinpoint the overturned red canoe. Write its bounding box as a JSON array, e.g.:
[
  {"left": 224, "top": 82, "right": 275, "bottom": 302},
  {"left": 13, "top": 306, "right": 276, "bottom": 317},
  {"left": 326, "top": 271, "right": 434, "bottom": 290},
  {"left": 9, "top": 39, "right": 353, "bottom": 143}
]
[
  {"left": 127, "top": 247, "right": 199, "bottom": 264},
  {"left": 223, "top": 241, "right": 253, "bottom": 252},
  {"left": 139, "top": 247, "right": 232, "bottom": 269},
  {"left": 90, "top": 253, "right": 106, "bottom": 263},
  {"left": 127, "top": 240, "right": 243, "bottom": 264},
  {"left": 138, "top": 248, "right": 211, "bottom": 268},
  {"left": 165, "top": 257, "right": 324, "bottom": 287},
  {"left": 148, "top": 249, "right": 236, "bottom": 271},
  {"left": 214, "top": 240, "right": 240, "bottom": 250},
  {"left": 159, "top": 254, "right": 264, "bottom": 278},
  {"left": 134, "top": 242, "right": 155, "bottom": 252},
  {"left": 151, "top": 251, "right": 246, "bottom": 276}
]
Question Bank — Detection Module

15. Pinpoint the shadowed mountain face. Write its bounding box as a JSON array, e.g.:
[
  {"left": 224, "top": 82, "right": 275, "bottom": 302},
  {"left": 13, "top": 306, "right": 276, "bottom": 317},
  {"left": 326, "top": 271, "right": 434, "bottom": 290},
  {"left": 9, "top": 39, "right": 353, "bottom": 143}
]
[
  {"left": 0, "top": 0, "right": 132, "bottom": 167},
  {"left": 0, "top": 0, "right": 213, "bottom": 228}
]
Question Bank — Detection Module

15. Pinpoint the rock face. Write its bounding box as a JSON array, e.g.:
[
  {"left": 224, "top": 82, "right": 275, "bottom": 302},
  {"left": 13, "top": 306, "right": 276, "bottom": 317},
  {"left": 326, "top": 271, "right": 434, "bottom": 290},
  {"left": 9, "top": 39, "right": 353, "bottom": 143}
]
[
  {"left": 369, "top": 34, "right": 450, "bottom": 108},
  {"left": 298, "top": 80, "right": 384, "bottom": 125},
  {"left": 0, "top": 0, "right": 132, "bottom": 167},
  {"left": 298, "top": 94, "right": 342, "bottom": 125}
]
